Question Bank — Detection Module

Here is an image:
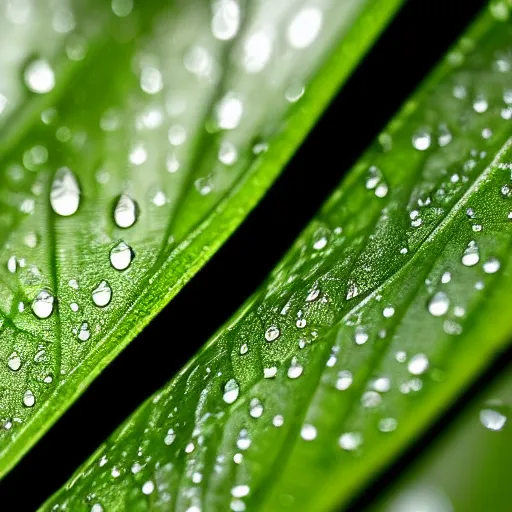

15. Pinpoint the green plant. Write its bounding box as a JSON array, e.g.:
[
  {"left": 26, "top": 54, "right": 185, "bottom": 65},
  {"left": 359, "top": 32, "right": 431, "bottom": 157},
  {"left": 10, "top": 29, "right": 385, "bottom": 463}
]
[{"left": 1, "top": 0, "right": 511, "bottom": 511}]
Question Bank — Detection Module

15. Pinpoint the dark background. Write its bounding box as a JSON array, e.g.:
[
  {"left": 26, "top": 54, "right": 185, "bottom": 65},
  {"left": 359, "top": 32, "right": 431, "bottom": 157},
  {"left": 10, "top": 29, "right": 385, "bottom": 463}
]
[{"left": 0, "top": 0, "right": 495, "bottom": 509}]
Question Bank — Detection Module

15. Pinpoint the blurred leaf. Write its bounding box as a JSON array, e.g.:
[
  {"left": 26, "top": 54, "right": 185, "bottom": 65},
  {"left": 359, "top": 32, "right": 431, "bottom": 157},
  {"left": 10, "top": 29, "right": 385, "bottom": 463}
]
[
  {"left": 0, "top": 0, "right": 403, "bottom": 476},
  {"left": 41, "top": 5, "right": 512, "bottom": 512},
  {"left": 374, "top": 366, "right": 512, "bottom": 512}
]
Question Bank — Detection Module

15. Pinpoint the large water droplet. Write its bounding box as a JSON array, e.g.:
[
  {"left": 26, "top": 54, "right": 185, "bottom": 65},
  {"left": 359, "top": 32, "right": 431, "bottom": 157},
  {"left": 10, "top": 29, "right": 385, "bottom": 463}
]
[
  {"left": 23, "top": 389, "right": 35, "bottom": 407},
  {"left": 483, "top": 257, "right": 500, "bottom": 274},
  {"left": 408, "top": 353, "right": 429, "bottom": 375},
  {"left": 287, "top": 357, "right": 303, "bottom": 379},
  {"left": 265, "top": 325, "right": 280, "bottom": 342},
  {"left": 211, "top": 0, "right": 240, "bottom": 41},
  {"left": 92, "top": 281, "right": 112, "bottom": 307},
  {"left": 301, "top": 424, "right": 317, "bottom": 441},
  {"left": 32, "top": 289, "right": 55, "bottom": 319},
  {"left": 8, "top": 352, "right": 21, "bottom": 372},
  {"left": 50, "top": 167, "right": 80, "bottom": 216},
  {"left": 114, "top": 194, "right": 138, "bottom": 228},
  {"left": 249, "top": 398, "right": 263, "bottom": 418},
  {"left": 428, "top": 292, "right": 450, "bottom": 316},
  {"left": 223, "top": 378, "right": 240, "bottom": 404},
  {"left": 110, "top": 241, "right": 134, "bottom": 270}
]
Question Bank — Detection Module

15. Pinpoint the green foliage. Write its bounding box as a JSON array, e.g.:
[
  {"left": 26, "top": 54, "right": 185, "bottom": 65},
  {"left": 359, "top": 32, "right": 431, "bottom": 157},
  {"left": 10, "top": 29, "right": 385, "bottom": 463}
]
[
  {"left": 0, "top": 0, "right": 403, "bottom": 479},
  {"left": 41, "top": 6, "right": 512, "bottom": 512}
]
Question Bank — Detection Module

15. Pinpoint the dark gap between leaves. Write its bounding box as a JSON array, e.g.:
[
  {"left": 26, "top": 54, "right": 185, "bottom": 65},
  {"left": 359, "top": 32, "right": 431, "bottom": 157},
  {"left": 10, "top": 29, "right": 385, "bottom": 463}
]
[{"left": 0, "top": 0, "right": 488, "bottom": 509}]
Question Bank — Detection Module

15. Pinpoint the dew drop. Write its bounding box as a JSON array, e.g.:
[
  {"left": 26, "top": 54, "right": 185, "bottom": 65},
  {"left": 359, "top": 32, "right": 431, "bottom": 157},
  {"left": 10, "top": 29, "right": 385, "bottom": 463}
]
[
  {"left": 50, "top": 167, "right": 80, "bottom": 216},
  {"left": 231, "top": 484, "right": 250, "bottom": 498},
  {"left": 265, "top": 325, "right": 280, "bottom": 342},
  {"left": 110, "top": 241, "right": 134, "bottom": 270},
  {"left": 483, "top": 257, "right": 500, "bottom": 274},
  {"left": 114, "top": 194, "right": 138, "bottom": 228},
  {"left": 211, "top": 0, "right": 240, "bottom": 41},
  {"left": 373, "top": 377, "right": 391, "bottom": 393},
  {"left": 223, "top": 378, "right": 240, "bottom": 404},
  {"left": 287, "top": 357, "right": 303, "bottom": 379},
  {"left": 412, "top": 131, "right": 431, "bottom": 151},
  {"left": 378, "top": 417, "right": 398, "bottom": 433},
  {"left": 408, "top": 353, "right": 429, "bottom": 375},
  {"left": 142, "top": 480, "right": 155, "bottom": 495},
  {"left": 336, "top": 371, "right": 353, "bottom": 390},
  {"left": 32, "top": 289, "right": 55, "bottom": 319},
  {"left": 339, "top": 432, "right": 362, "bottom": 451},
  {"left": 218, "top": 141, "right": 238, "bottom": 165},
  {"left": 92, "top": 280, "right": 112, "bottom": 307},
  {"left": 354, "top": 327, "right": 368, "bottom": 345},
  {"left": 78, "top": 322, "right": 91, "bottom": 342},
  {"left": 428, "top": 291, "right": 450, "bottom": 317},
  {"left": 215, "top": 92, "right": 243, "bottom": 130},
  {"left": 301, "top": 424, "right": 317, "bottom": 441},
  {"left": 24, "top": 59, "right": 55, "bottom": 94},
  {"left": 249, "top": 398, "right": 263, "bottom": 418},
  {"left": 8, "top": 352, "right": 21, "bottom": 372},
  {"left": 287, "top": 7, "right": 323, "bottom": 49},
  {"left": 23, "top": 389, "right": 35, "bottom": 407},
  {"left": 164, "top": 428, "right": 176, "bottom": 445},
  {"left": 479, "top": 408, "right": 507, "bottom": 431},
  {"left": 273, "top": 415, "right": 284, "bottom": 427},
  {"left": 462, "top": 241, "right": 479, "bottom": 266},
  {"left": 361, "top": 391, "right": 382, "bottom": 408},
  {"left": 383, "top": 306, "right": 395, "bottom": 318}
]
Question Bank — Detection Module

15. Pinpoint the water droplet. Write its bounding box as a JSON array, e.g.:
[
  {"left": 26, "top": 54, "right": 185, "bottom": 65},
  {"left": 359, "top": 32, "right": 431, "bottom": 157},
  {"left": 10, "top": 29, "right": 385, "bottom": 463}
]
[
  {"left": 211, "top": 0, "right": 241, "bottom": 41},
  {"left": 473, "top": 95, "right": 488, "bottom": 113},
  {"left": 78, "top": 322, "right": 91, "bottom": 342},
  {"left": 215, "top": 92, "right": 243, "bottom": 130},
  {"left": 264, "top": 366, "right": 277, "bottom": 379},
  {"left": 287, "top": 7, "right": 323, "bottom": 49},
  {"left": 23, "top": 389, "right": 35, "bottom": 407},
  {"left": 273, "top": 415, "right": 284, "bottom": 427},
  {"left": 92, "top": 281, "right": 112, "bottom": 307},
  {"left": 378, "top": 417, "right": 397, "bottom": 432},
  {"left": 243, "top": 30, "right": 273, "bottom": 73},
  {"left": 142, "top": 480, "right": 155, "bottom": 495},
  {"left": 8, "top": 352, "right": 21, "bottom": 372},
  {"left": 361, "top": 391, "right": 382, "bottom": 408},
  {"left": 7, "top": 256, "right": 16, "bottom": 274},
  {"left": 110, "top": 241, "right": 134, "bottom": 270},
  {"left": 483, "top": 257, "right": 500, "bottom": 274},
  {"left": 50, "top": 168, "right": 80, "bottom": 216},
  {"left": 112, "top": 0, "right": 134, "bottom": 17},
  {"left": 462, "top": 241, "right": 479, "bottom": 266},
  {"left": 408, "top": 353, "right": 429, "bottom": 375},
  {"left": 237, "top": 429, "right": 251, "bottom": 450},
  {"left": 354, "top": 327, "right": 369, "bottom": 345},
  {"left": 441, "top": 271, "right": 452, "bottom": 284},
  {"left": 312, "top": 227, "right": 329, "bottom": 250},
  {"left": 336, "top": 371, "right": 353, "bottom": 390},
  {"left": 32, "top": 289, "right": 55, "bottom": 319},
  {"left": 114, "top": 194, "right": 138, "bottom": 228},
  {"left": 373, "top": 377, "right": 391, "bottom": 393},
  {"left": 383, "top": 306, "right": 395, "bottom": 318},
  {"left": 231, "top": 484, "right": 250, "bottom": 498},
  {"left": 480, "top": 408, "right": 507, "bottom": 431},
  {"left": 306, "top": 287, "right": 320, "bottom": 302},
  {"left": 24, "top": 59, "right": 55, "bottom": 94},
  {"left": 265, "top": 325, "right": 280, "bottom": 342},
  {"left": 140, "top": 67, "right": 163, "bottom": 95},
  {"left": 129, "top": 143, "right": 147, "bottom": 165},
  {"left": 428, "top": 292, "right": 450, "bottom": 316},
  {"left": 91, "top": 504, "right": 103, "bottom": 512},
  {"left": 296, "top": 318, "right": 306, "bottom": 329},
  {"left": 195, "top": 175, "right": 213, "bottom": 195},
  {"left": 287, "top": 357, "right": 303, "bottom": 379},
  {"left": 164, "top": 428, "right": 176, "bottom": 445},
  {"left": 412, "top": 131, "right": 431, "bottom": 151},
  {"left": 249, "top": 398, "right": 263, "bottom": 418},
  {"left": 223, "top": 378, "right": 240, "bottom": 404},
  {"left": 301, "top": 424, "right": 317, "bottom": 441},
  {"left": 339, "top": 432, "right": 362, "bottom": 451}
]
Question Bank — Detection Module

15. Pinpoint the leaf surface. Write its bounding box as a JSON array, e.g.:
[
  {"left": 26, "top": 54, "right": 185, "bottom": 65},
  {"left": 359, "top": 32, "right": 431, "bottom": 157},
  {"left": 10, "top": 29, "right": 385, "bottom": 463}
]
[
  {"left": 42, "top": 4, "right": 512, "bottom": 511},
  {"left": 0, "top": 0, "right": 402, "bottom": 476}
]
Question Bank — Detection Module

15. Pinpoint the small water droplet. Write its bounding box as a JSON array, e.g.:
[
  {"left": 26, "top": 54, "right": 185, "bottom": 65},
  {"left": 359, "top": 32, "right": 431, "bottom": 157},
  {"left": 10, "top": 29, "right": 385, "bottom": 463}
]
[
  {"left": 231, "top": 484, "right": 250, "bottom": 498},
  {"left": 378, "top": 417, "right": 397, "bottom": 432},
  {"left": 412, "top": 131, "right": 431, "bottom": 151},
  {"left": 92, "top": 281, "right": 112, "bottom": 307},
  {"left": 142, "top": 480, "right": 155, "bottom": 495},
  {"left": 408, "top": 353, "right": 429, "bottom": 375},
  {"left": 78, "top": 322, "right": 91, "bottom": 342},
  {"left": 273, "top": 415, "right": 284, "bottom": 427},
  {"left": 164, "top": 428, "right": 176, "bottom": 445},
  {"left": 301, "top": 424, "right": 317, "bottom": 441},
  {"left": 110, "top": 241, "right": 134, "bottom": 270},
  {"left": 50, "top": 167, "right": 80, "bottom": 216},
  {"left": 483, "top": 257, "right": 500, "bottom": 274},
  {"left": 354, "top": 327, "right": 368, "bottom": 345},
  {"left": 32, "top": 289, "right": 55, "bottom": 319},
  {"left": 114, "top": 194, "right": 138, "bottom": 228},
  {"left": 218, "top": 141, "right": 238, "bottom": 165},
  {"left": 479, "top": 408, "right": 507, "bottom": 431},
  {"left": 287, "top": 357, "right": 303, "bottom": 379},
  {"left": 215, "top": 92, "right": 243, "bottom": 130},
  {"left": 336, "top": 370, "right": 353, "bottom": 390},
  {"left": 8, "top": 352, "right": 21, "bottom": 372},
  {"left": 211, "top": 0, "right": 240, "bottom": 41},
  {"left": 24, "top": 59, "right": 55, "bottom": 94},
  {"left": 249, "top": 398, "right": 263, "bottom": 418},
  {"left": 428, "top": 291, "right": 450, "bottom": 316},
  {"left": 339, "top": 432, "right": 362, "bottom": 451},
  {"left": 23, "top": 389, "right": 35, "bottom": 407},
  {"left": 383, "top": 306, "right": 395, "bottom": 318},
  {"left": 361, "top": 391, "right": 382, "bottom": 408},
  {"left": 287, "top": 7, "right": 323, "bottom": 49},
  {"left": 223, "top": 378, "right": 240, "bottom": 404},
  {"left": 265, "top": 325, "right": 280, "bottom": 342},
  {"left": 462, "top": 241, "right": 479, "bottom": 266}
]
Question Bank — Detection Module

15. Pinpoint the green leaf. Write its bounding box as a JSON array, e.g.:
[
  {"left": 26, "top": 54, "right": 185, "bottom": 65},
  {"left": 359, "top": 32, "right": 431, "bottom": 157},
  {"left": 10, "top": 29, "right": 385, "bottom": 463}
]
[
  {"left": 41, "top": 4, "right": 512, "bottom": 511},
  {"left": 0, "top": 0, "right": 402, "bottom": 476},
  {"left": 374, "top": 366, "right": 512, "bottom": 512}
]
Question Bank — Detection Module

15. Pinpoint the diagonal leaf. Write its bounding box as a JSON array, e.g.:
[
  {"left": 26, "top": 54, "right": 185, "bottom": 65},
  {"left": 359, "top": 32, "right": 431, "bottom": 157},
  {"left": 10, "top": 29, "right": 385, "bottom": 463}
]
[
  {"left": 0, "top": 0, "right": 402, "bottom": 476},
  {"left": 41, "top": 4, "right": 512, "bottom": 511}
]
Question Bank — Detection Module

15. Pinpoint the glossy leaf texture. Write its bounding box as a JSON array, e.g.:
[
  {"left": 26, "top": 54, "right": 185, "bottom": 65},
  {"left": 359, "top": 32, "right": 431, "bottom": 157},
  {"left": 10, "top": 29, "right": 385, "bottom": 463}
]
[
  {"left": 43, "top": 5, "right": 512, "bottom": 512},
  {"left": 0, "top": 0, "right": 403, "bottom": 476}
]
